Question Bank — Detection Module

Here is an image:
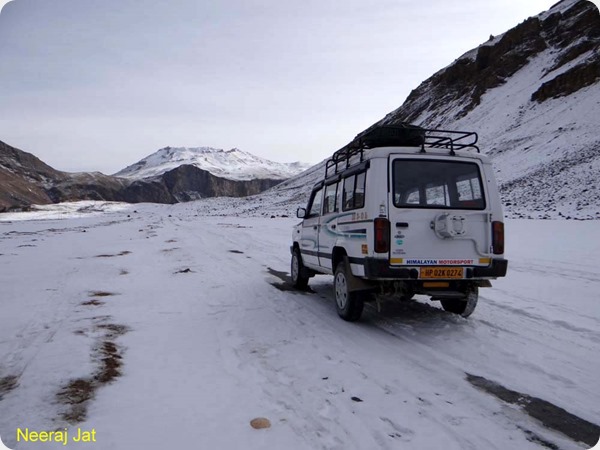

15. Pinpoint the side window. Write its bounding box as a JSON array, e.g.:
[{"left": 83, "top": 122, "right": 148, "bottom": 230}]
[
  {"left": 405, "top": 188, "right": 420, "bottom": 205},
  {"left": 456, "top": 176, "right": 482, "bottom": 202},
  {"left": 342, "top": 175, "right": 355, "bottom": 210},
  {"left": 425, "top": 183, "right": 450, "bottom": 206},
  {"left": 307, "top": 188, "right": 323, "bottom": 217},
  {"left": 323, "top": 182, "right": 339, "bottom": 215},
  {"left": 342, "top": 171, "right": 367, "bottom": 211},
  {"left": 355, "top": 172, "right": 366, "bottom": 209}
]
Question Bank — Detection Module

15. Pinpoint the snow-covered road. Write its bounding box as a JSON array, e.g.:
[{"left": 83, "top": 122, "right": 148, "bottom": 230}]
[{"left": 1, "top": 203, "right": 598, "bottom": 450}]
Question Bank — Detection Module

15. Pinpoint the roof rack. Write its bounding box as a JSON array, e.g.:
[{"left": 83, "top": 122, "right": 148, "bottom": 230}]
[{"left": 325, "top": 123, "right": 479, "bottom": 178}]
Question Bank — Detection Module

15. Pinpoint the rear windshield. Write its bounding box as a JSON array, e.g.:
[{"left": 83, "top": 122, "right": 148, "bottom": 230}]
[{"left": 393, "top": 159, "right": 486, "bottom": 210}]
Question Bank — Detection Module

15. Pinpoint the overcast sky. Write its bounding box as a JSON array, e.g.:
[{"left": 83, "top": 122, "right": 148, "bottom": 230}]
[{"left": 0, "top": 0, "right": 561, "bottom": 174}]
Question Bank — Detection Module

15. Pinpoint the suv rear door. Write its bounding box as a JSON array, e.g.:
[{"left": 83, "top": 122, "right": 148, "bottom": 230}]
[{"left": 388, "top": 156, "right": 491, "bottom": 274}]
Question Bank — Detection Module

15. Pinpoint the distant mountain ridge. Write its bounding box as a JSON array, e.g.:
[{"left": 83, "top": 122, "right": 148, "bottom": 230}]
[
  {"left": 115, "top": 146, "right": 310, "bottom": 181},
  {"left": 0, "top": 141, "right": 303, "bottom": 212}
]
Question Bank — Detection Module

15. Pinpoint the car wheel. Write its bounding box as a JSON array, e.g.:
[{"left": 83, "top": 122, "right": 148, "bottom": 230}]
[
  {"left": 440, "top": 286, "right": 478, "bottom": 318},
  {"left": 291, "top": 248, "right": 309, "bottom": 290},
  {"left": 334, "top": 262, "right": 364, "bottom": 321}
]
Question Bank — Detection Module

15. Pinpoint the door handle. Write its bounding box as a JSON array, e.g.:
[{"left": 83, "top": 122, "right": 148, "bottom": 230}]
[
  {"left": 313, "top": 225, "right": 318, "bottom": 230},
  {"left": 331, "top": 224, "right": 336, "bottom": 229},
  {"left": 396, "top": 222, "right": 409, "bottom": 228}
]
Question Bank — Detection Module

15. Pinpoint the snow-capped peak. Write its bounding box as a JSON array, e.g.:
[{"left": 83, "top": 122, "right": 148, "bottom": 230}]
[{"left": 114, "top": 146, "right": 311, "bottom": 181}]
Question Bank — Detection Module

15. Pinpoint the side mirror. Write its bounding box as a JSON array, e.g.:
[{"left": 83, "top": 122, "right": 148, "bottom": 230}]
[{"left": 296, "top": 207, "right": 307, "bottom": 219}]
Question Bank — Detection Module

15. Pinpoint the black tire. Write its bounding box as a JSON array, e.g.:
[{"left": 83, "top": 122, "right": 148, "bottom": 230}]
[
  {"left": 440, "top": 287, "right": 478, "bottom": 318},
  {"left": 291, "top": 248, "right": 309, "bottom": 290},
  {"left": 334, "top": 262, "right": 364, "bottom": 321}
]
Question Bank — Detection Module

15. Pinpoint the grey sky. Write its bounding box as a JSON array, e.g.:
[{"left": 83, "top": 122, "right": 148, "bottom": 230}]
[{"left": 0, "top": 0, "right": 558, "bottom": 174}]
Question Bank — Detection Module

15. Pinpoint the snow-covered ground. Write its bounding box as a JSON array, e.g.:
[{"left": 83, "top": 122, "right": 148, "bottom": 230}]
[{"left": 0, "top": 201, "right": 599, "bottom": 450}]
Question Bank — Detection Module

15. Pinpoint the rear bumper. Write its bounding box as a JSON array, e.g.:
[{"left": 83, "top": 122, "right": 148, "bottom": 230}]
[
  {"left": 363, "top": 258, "right": 508, "bottom": 280},
  {"left": 472, "top": 259, "right": 508, "bottom": 278}
]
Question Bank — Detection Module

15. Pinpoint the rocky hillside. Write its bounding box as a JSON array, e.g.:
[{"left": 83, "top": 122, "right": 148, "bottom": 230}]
[
  {"left": 377, "top": 0, "right": 600, "bottom": 219},
  {"left": 0, "top": 140, "right": 65, "bottom": 211},
  {"left": 0, "top": 141, "right": 285, "bottom": 212},
  {"left": 192, "top": 0, "right": 600, "bottom": 221}
]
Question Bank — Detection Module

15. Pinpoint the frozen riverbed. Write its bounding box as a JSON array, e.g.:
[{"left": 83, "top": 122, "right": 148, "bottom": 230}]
[{"left": 1, "top": 202, "right": 599, "bottom": 449}]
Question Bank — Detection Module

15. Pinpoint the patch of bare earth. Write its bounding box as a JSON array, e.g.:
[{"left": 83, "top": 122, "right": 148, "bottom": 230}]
[
  {"left": 57, "top": 322, "right": 130, "bottom": 424},
  {"left": 57, "top": 379, "right": 94, "bottom": 422},
  {"left": 89, "top": 291, "right": 117, "bottom": 297},
  {"left": 95, "top": 342, "right": 122, "bottom": 384},
  {"left": 96, "top": 324, "right": 130, "bottom": 338},
  {"left": 0, "top": 375, "right": 19, "bottom": 400},
  {"left": 466, "top": 373, "right": 600, "bottom": 448},
  {"left": 81, "top": 299, "right": 105, "bottom": 306},
  {"left": 94, "top": 250, "right": 131, "bottom": 258}
]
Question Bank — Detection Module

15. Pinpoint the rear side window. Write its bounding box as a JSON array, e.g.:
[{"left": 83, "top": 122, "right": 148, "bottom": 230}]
[
  {"left": 307, "top": 187, "right": 323, "bottom": 217},
  {"left": 342, "top": 171, "right": 366, "bottom": 211},
  {"left": 393, "top": 160, "right": 485, "bottom": 209},
  {"left": 323, "top": 182, "right": 339, "bottom": 214}
]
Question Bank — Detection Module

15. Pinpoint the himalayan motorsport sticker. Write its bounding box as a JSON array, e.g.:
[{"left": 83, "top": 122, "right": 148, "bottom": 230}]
[{"left": 404, "top": 259, "right": 475, "bottom": 265}]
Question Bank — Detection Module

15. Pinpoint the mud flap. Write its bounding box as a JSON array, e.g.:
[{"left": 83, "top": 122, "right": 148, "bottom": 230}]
[{"left": 343, "top": 256, "right": 374, "bottom": 292}]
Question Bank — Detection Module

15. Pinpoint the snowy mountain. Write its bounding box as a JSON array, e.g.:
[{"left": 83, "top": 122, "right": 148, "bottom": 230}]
[
  {"left": 0, "top": 140, "right": 294, "bottom": 211},
  {"left": 192, "top": 160, "right": 326, "bottom": 218},
  {"left": 114, "top": 146, "right": 311, "bottom": 181},
  {"left": 376, "top": 0, "right": 600, "bottom": 220},
  {"left": 192, "top": 0, "right": 600, "bottom": 221}
]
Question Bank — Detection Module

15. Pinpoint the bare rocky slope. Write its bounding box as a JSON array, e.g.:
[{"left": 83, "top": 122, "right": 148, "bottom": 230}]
[{"left": 0, "top": 140, "right": 66, "bottom": 211}]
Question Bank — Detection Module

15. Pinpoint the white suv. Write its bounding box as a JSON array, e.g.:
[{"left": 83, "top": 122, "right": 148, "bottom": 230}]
[{"left": 291, "top": 124, "right": 507, "bottom": 321}]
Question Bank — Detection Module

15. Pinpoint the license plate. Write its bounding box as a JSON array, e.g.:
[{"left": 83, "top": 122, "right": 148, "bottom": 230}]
[{"left": 420, "top": 267, "right": 464, "bottom": 279}]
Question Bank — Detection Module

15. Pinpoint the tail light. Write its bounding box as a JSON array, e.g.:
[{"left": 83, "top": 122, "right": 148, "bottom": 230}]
[
  {"left": 374, "top": 218, "right": 390, "bottom": 253},
  {"left": 492, "top": 221, "right": 504, "bottom": 255}
]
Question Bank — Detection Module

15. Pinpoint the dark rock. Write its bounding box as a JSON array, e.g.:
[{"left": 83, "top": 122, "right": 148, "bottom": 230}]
[
  {"left": 161, "top": 164, "right": 281, "bottom": 201},
  {"left": 532, "top": 60, "right": 600, "bottom": 102}
]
